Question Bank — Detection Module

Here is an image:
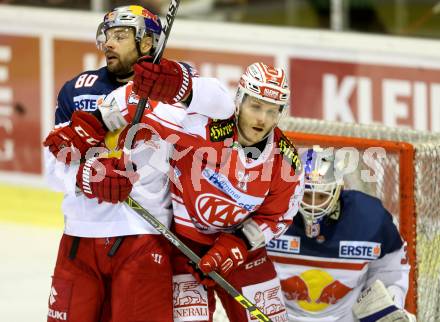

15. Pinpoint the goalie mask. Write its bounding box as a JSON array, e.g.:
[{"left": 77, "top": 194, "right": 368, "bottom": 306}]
[
  {"left": 234, "top": 62, "right": 290, "bottom": 126},
  {"left": 96, "top": 5, "right": 162, "bottom": 55},
  {"left": 300, "top": 146, "right": 343, "bottom": 238}
]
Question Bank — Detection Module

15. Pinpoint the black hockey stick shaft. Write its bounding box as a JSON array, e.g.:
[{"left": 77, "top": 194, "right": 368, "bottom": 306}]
[
  {"left": 132, "top": 0, "right": 181, "bottom": 125},
  {"left": 125, "top": 196, "right": 273, "bottom": 322}
]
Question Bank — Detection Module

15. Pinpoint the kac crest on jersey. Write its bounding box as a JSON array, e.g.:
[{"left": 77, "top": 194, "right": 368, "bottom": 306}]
[
  {"left": 195, "top": 193, "right": 248, "bottom": 228},
  {"left": 208, "top": 119, "right": 235, "bottom": 142}
]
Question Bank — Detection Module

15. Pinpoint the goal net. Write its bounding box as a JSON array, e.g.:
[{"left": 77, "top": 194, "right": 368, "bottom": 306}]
[{"left": 213, "top": 116, "right": 440, "bottom": 322}]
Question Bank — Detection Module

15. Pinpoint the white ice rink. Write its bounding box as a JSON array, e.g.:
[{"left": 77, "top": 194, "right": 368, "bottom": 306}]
[{"left": 0, "top": 223, "right": 61, "bottom": 322}]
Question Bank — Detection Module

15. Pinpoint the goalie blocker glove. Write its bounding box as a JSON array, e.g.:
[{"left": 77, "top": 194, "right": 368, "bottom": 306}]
[
  {"left": 43, "top": 111, "right": 106, "bottom": 164},
  {"left": 133, "top": 56, "right": 192, "bottom": 104},
  {"left": 352, "top": 280, "right": 416, "bottom": 322},
  {"left": 76, "top": 155, "right": 139, "bottom": 204}
]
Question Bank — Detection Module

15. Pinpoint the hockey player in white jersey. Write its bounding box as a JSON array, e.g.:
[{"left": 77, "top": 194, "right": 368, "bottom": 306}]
[
  {"left": 267, "top": 146, "right": 416, "bottom": 322},
  {"left": 42, "top": 5, "right": 235, "bottom": 321}
]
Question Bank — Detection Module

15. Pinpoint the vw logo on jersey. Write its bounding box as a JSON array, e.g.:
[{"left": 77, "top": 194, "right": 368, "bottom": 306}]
[
  {"left": 195, "top": 193, "right": 248, "bottom": 228},
  {"left": 339, "top": 241, "right": 381, "bottom": 260}
]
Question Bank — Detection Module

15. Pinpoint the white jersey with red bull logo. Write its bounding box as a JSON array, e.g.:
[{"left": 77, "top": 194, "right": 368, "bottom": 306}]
[
  {"left": 107, "top": 81, "right": 304, "bottom": 246},
  {"left": 267, "top": 190, "right": 410, "bottom": 322}
]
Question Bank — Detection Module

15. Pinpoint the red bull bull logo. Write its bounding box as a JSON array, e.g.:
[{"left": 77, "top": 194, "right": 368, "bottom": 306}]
[
  {"left": 281, "top": 269, "right": 352, "bottom": 312},
  {"left": 339, "top": 241, "right": 381, "bottom": 259}
]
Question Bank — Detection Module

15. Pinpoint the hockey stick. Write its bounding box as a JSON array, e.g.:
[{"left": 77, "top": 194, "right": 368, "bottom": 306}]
[
  {"left": 124, "top": 196, "right": 273, "bottom": 322},
  {"left": 125, "top": 2, "right": 272, "bottom": 320},
  {"left": 132, "top": 0, "right": 181, "bottom": 124}
]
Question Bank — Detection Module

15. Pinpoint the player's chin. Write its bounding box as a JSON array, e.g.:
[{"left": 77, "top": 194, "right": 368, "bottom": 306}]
[
  {"left": 252, "top": 129, "right": 267, "bottom": 142},
  {"left": 246, "top": 133, "right": 264, "bottom": 145},
  {"left": 106, "top": 60, "right": 120, "bottom": 72}
]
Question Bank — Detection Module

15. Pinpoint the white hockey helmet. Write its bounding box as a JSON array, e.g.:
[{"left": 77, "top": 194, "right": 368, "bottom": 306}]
[
  {"left": 299, "top": 146, "right": 344, "bottom": 238},
  {"left": 96, "top": 5, "right": 162, "bottom": 54},
  {"left": 235, "top": 62, "right": 290, "bottom": 109}
]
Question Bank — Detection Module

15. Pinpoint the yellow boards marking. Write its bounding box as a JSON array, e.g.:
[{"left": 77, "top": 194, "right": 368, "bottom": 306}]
[{"left": 0, "top": 184, "right": 63, "bottom": 228}]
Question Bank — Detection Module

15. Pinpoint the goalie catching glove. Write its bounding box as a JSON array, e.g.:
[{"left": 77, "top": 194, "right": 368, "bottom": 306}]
[
  {"left": 133, "top": 56, "right": 192, "bottom": 104},
  {"left": 43, "top": 111, "right": 106, "bottom": 164},
  {"left": 352, "top": 280, "right": 416, "bottom": 322},
  {"left": 76, "top": 155, "right": 139, "bottom": 204}
]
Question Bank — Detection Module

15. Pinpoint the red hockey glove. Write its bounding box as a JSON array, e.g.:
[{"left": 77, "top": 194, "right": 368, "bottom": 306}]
[
  {"left": 185, "top": 261, "right": 216, "bottom": 287},
  {"left": 198, "top": 233, "right": 248, "bottom": 277},
  {"left": 133, "top": 56, "right": 192, "bottom": 104},
  {"left": 43, "top": 111, "right": 106, "bottom": 164},
  {"left": 76, "top": 155, "right": 139, "bottom": 204}
]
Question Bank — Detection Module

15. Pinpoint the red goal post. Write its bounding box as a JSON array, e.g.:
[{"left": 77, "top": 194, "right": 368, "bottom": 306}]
[{"left": 280, "top": 117, "right": 440, "bottom": 321}]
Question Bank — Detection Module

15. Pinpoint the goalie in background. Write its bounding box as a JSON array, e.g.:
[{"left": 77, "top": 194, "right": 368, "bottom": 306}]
[{"left": 267, "top": 146, "right": 416, "bottom": 322}]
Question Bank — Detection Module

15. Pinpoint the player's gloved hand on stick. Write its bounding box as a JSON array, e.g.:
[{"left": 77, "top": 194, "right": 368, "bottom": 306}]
[
  {"left": 198, "top": 233, "right": 248, "bottom": 276},
  {"left": 185, "top": 261, "right": 216, "bottom": 287},
  {"left": 133, "top": 56, "right": 192, "bottom": 104},
  {"left": 76, "top": 155, "right": 139, "bottom": 204},
  {"left": 43, "top": 111, "right": 106, "bottom": 164}
]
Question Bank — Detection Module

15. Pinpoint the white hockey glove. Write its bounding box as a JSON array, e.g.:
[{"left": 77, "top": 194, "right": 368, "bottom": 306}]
[{"left": 352, "top": 280, "right": 416, "bottom": 322}]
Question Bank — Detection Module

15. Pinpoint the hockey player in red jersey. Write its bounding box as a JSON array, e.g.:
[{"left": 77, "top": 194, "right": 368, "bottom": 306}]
[
  {"left": 48, "top": 61, "right": 304, "bottom": 320},
  {"left": 88, "top": 61, "right": 305, "bottom": 321},
  {"left": 42, "top": 5, "right": 235, "bottom": 322},
  {"left": 267, "top": 146, "right": 416, "bottom": 322}
]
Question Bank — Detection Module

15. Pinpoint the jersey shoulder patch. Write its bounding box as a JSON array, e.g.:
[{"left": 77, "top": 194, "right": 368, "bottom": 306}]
[
  {"left": 277, "top": 131, "right": 301, "bottom": 171},
  {"left": 208, "top": 118, "right": 235, "bottom": 142}
]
